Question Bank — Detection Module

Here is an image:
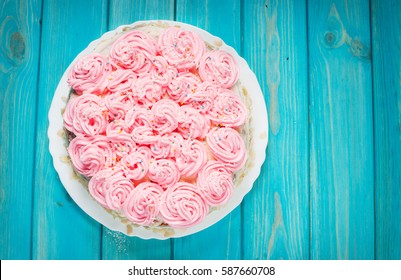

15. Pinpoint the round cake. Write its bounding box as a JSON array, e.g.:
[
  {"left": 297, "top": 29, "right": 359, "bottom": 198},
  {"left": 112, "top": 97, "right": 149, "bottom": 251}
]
[{"left": 62, "top": 22, "right": 250, "bottom": 230}]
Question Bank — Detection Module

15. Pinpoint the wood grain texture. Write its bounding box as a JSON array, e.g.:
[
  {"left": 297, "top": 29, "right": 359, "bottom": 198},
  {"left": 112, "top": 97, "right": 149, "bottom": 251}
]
[
  {"left": 31, "top": 0, "right": 108, "bottom": 259},
  {"left": 0, "top": 0, "right": 42, "bottom": 259},
  {"left": 173, "top": 0, "right": 242, "bottom": 260},
  {"left": 242, "top": 0, "right": 309, "bottom": 260},
  {"left": 308, "top": 0, "right": 374, "bottom": 259},
  {"left": 371, "top": 0, "right": 401, "bottom": 260},
  {"left": 101, "top": 0, "right": 174, "bottom": 260},
  {"left": 108, "top": 0, "right": 175, "bottom": 31}
]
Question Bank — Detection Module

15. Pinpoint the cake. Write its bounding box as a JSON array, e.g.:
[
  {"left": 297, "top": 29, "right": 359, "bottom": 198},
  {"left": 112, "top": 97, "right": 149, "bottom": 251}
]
[{"left": 63, "top": 23, "right": 249, "bottom": 229}]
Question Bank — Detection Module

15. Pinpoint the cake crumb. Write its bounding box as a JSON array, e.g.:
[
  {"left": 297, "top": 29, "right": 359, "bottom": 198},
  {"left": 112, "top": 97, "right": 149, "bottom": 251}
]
[
  {"left": 59, "top": 156, "right": 70, "bottom": 163},
  {"left": 57, "top": 129, "right": 65, "bottom": 138},
  {"left": 164, "top": 228, "right": 176, "bottom": 238},
  {"left": 214, "top": 39, "right": 223, "bottom": 47},
  {"left": 126, "top": 224, "right": 133, "bottom": 235}
]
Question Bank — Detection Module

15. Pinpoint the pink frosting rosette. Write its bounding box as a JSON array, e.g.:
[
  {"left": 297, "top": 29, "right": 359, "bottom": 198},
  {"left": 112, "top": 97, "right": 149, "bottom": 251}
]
[
  {"left": 109, "top": 30, "right": 157, "bottom": 73},
  {"left": 125, "top": 105, "right": 153, "bottom": 133},
  {"left": 148, "top": 158, "right": 180, "bottom": 189},
  {"left": 198, "top": 50, "right": 239, "bottom": 88},
  {"left": 68, "top": 136, "right": 117, "bottom": 177},
  {"left": 135, "top": 145, "right": 152, "bottom": 160},
  {"left": 123, "top": 182, "right": 164, "bottom": 226},
  {"left": 150, "top": 136, "right": 173, "bottom": 159},
  {"left": 197, "top": 161, "right": 234, "bottom": 206},
  {"left": 177, "top": 105, "right": 210, "bottom": 139},
  {"left": 166, "top": 72, "right": 202, "bottom": 103},
  {"left": 160, "top": 182, "right": 209, "bottom": 228},
  {"left": 150, "top": 56, "right": 178, "bottom": 86},
  {"left": 133, "top": 74, "right": 163, "bottom": 107},
  {"left": 105, "top": 120, "right": 127, "bottom": 136},
  {"left": 206, "top": 127, "right": 247, "bottom": 172},
  {"left": 120, "top": 151, "right": 149, "bottom": 181},
  {"left": 158, "top": 27, "right": 206, "bottom": 71},
  {"left": 131, "top": 126, "right": 158, "bottom": 145},
  {"left": 105, "top": 69, "right": 137, "bottom": 93},
  {"left": 104, "top": 92, "right": 132, "bottom": 121},
  {"left": 107, "top": 134, "right": 136, "bottom": 159},
  {"left": 67, "top": 53, "right": 111, "bottom": 95},
  {"left": 209, "top": 88, "right": 247, "bottom": 128},
  {"left": 175, "top": 139, "right": 207, "bottom": 178},
  {"left": 165, "top": 132, "right": 185, "bottom": 158},
  {"left": 187, "top": 82, "right": 219, "bottom": 114},
  {"left": 149, "top": 132, "right": 185, "bottom": 159},
  {"left": 64, "top": 94, "right": 107, "bottom": 137},
  {"left": 88, "top": 166, "right": 134, "bottom": 211},
  {"left": 151, "top": 99, "right": 179, "bottom": 135}
]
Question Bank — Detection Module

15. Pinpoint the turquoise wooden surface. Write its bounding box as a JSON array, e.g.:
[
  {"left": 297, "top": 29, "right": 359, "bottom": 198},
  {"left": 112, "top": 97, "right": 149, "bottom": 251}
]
[
  {"left": 371, "top": 0, "right": 401, "bottom": 260},
  {"left": 308, "top": 0, "right": 374, "bottom": 259},
  {"left": 32, "top": 0, "right": 108, "bottom": 259},
  {"left": 0, "top": 0, "right": 41, "bottom": 260},
  {"left": 242, "top": 0, "right": 309, "bottom": 260},
  {"left": 1, "top": 0, "right": 400, "bottom": 260}
]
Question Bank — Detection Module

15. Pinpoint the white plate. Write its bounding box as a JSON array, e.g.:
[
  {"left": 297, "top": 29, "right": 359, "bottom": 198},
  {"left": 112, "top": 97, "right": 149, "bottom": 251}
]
[{"left": 48, "top": 20, "right": 268, "bottom": 239}]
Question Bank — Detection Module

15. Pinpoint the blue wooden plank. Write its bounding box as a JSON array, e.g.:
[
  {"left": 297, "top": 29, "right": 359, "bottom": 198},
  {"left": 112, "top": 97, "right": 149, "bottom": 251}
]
[
  {"left": 101, "top": 0, "right": 174, "bottom": 260},
  {"left": 32, "top": 0, "right": 108, "bottom": 259},
  {"left": 371, "top": 0, "right": 401, "bottom": 260},
  {"left": 242, "top": 0, "right": 309, "bottom": 259},
  {"left": 308, "top": 0, "right": 374, "bottom": 259},
  {"left": 0, "top": 0, "right": 42, "bottom": 260},
  {"left": 108, "top": 0, "right": 175, "bottom": 31},
  {"left": 172, "top": 0, "right": 242, "bottom": 260}
]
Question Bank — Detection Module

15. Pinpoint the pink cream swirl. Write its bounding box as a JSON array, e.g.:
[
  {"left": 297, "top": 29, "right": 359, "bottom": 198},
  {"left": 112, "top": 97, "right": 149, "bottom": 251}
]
[
  {"left": 166, "top": 72, "right": 201, "bottom": 103},
  {"left": 105, "top": 69, "right": 137, "bottom": 93},
  {"left": 109, "top": 30, "right": 157, "bottom": 73},
  {"left": 197, "top": 161, "right": 234, "bottom": 206},
  {"left": 150, "top": 56, "right": 178, "bottom": 86},
  {"left": 206, "top": 127, "right": 247, "bottom": 172},
  {"left": 104, "top": 92, "right": 131, "bottom": 121},
  {"left": 164, "top": 132, "right": 185, "bottom": 158},
  {"left": 198, "top": 50, "right": 239, "bottom": 88},
  {"left": 160, "top": 182, "right": 209, "bottom": 228},
  {"left": 123, "top": 182, "right": 164, "bottom": 226},
  {"left": 68, "top": 136, "right": 116, "bottom": 177},
  {"left": 88, "top": 167, "right": 134, "bottom": 211},
  {"left": 106, "top": 120, "right": 127, "bottom": 137},
  {"left": 175, "top": 139, "right": 207, "bottom": 178},
  {"left": 177, "top": 105, "right": 210, "bottom": 139},
  {"left": 186, "top": 82, "right": 218, "bottom": 114},
  {"left": 131, "top": 126, "right": 158, "bottom": 145},
  {"left": 107, "top": 134, "right": 136, "bottom": 159},
  {"left": 125, "top": 105, "right": 153, "bottom": 133},
  {"left": 158, "top": 27, "right": 206, "bottom": 71},
  {"left": 148, "top": 158, "right": 180, "bottom": 189},
  {"left": 150, "top": 136, "right": 173, "bottom": 159},
  {"left": 151, "top": 99, "right": 179, "bottom": 135},
  {"left": 135, "top": 145, "right": 152, "bottom": 160},
  {"left": 67, "top": 53, "right": 111, "bottom": 95},
  {"left": 209, "top": 88, "right": 247, "bottom": 128},
  {"left": 149, "top": 132, "right": 185, "bottom": 159},
  {"left": 64, "top": 94, "right": 107, "bottom": 137},
  {"left": 120, "top": 151, "right": 149, "bottom": 181},
  {"left": 133, "top": 74, "right": 163, "bottom": 107}
]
